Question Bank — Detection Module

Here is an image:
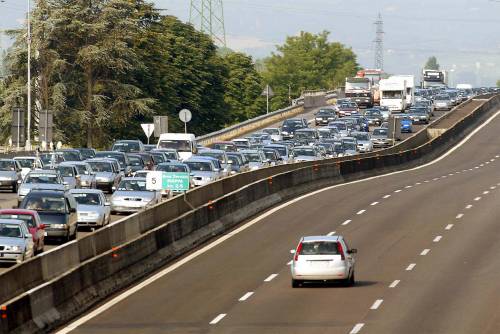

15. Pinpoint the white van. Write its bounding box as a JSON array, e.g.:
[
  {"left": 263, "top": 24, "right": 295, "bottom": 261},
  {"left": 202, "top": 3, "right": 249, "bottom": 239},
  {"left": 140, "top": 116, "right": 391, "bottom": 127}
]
[
  {"left": 157, "top": 133, "right": 197, "bottom": 161},
  {"left": 392, "top": 75, "right": 415, "bottom": 108},
  {"left": 379, "top": 78, "right": 407, "bottom": 112}
]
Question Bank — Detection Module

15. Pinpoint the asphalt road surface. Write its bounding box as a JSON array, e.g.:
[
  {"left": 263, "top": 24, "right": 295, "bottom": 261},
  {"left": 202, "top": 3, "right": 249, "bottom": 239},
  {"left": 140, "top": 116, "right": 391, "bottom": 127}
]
[{"left": 57, "top": 106, "right": 500, "bottom": 334}]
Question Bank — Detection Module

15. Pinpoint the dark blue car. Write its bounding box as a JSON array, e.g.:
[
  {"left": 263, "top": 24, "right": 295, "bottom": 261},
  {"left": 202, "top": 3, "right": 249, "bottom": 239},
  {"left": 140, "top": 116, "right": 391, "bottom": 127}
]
[{"left": 401, "top": 118, "right": 413, "bottom": 133}]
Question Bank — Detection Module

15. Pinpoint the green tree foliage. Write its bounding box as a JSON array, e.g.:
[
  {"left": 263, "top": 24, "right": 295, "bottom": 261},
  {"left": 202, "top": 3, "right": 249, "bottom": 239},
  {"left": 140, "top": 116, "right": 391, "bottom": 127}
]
[
  {"left": 222, "top": 52, "right": 266, "bottom": 123},
  {"left": 425, "top": 56, "right": 440, "bottom": 70},
  {"left": 261, "top": 31, "right": 359, "bottom": 110},
  {"left": 497, "top": 80, "right": 500, "bottom": 87}
]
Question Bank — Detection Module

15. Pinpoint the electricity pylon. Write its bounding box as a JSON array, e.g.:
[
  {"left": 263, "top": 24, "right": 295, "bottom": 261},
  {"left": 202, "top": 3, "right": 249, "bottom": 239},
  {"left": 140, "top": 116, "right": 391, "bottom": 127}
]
[
  {"left": 374, "top": 13, "right": 384, "bottom": 70},
  {"left": 189, "top": 0, "right": 227, "bottom": 47}
]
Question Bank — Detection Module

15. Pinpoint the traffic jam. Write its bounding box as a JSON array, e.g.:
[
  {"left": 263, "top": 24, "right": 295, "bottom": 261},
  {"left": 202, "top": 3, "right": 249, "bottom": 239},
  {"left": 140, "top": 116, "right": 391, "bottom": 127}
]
[{"left": 0, "top": 71, "right": 485, "bottom": 267}]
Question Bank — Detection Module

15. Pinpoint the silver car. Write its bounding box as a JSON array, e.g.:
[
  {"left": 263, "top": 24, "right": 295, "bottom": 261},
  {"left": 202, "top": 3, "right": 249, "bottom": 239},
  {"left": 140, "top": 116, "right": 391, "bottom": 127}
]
[
  {"left": 0, "top": 219, "right": 35, "bottom": 264},
  {"left": 110, "top": 177, "right": 161, "bottom": 214},
  {"left": 0, "top": 159, "right": 22, "bottom": 193},
  {"left": 433, "top": 94, "right": 452, "bottom": 111},
  {"left": 62, "top": 161, "right": 96, "bottom": 189},
  {"left": 17, "top": 170, "right": 65, "bottom": 205},
  {"left": 371, "top": 127, "right": 394, "bottom": 148},
  {"left": 290, "top": 235, "right": 356, "bottom": 288},
  {"left": 240, "top": 150, "right": 270, "bottom": 170},
  {"left": 56, "top": 165, "right": 81, "bottom": 190},
  {"left": 198, "top": 149, "right": 231, "bottom": 176},
  {"left": 14, "top": 156, "right": 44, "bottom": 179},
  {"left": 185, "top": 158, "right": 223, "bottom": 186},
  {"left": 70, "top": 189, "right": 111, "bottom": 228},
  {"left": 86, "top": 159, "right": 121, "bottom": 193},
  {"left": 351, "top": 132, "right": 373, "bottom": 153},
  {"left": 292, "top": 146, "right": 323, "bottom": 162}
]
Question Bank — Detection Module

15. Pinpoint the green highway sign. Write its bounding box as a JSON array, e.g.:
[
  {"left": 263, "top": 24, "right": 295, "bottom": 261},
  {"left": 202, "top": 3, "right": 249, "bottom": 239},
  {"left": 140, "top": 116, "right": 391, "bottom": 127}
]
[{"left": 162, "top": 172, "right": 190, "bottom": 191}]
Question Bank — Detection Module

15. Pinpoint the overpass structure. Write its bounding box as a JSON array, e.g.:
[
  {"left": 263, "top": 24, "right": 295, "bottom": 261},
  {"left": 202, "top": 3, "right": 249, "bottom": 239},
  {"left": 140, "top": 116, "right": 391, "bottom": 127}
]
[{"left": 0, "top": 91, "right": 500, "bottom": 333}]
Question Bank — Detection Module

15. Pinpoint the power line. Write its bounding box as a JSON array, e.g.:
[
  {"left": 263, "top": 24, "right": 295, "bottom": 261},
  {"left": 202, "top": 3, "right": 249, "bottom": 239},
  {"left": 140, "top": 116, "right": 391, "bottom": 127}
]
[{"left": 189, "top": 0, "right": 226, "bottom": 47}]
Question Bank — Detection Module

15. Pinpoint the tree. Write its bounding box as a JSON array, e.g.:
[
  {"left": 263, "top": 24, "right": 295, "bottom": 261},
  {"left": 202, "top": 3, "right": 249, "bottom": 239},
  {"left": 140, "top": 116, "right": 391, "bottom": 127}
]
[
  {"left": 262, "top": 31, "right": 359, "bottom": 110},
  {"left": 497, "top": 80, "right": 500, "bottom": 87},
  {"left": 425, "top": 56, "right": 440, "bottom": 70},
  {"left": 222, "top": 52, "right": 266, "bottom": 123}
]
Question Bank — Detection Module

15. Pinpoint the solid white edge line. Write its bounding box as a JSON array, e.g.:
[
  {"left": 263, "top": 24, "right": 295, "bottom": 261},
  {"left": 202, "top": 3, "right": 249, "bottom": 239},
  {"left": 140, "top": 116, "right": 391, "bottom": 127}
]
[
  {"left": 420, "top": 249, "right": 430, "bottom": 256},
  {"left": 264, "top": 274, "right": 278, "bottom": 282},
  {"left": 209, "top": 313, "right": 227, "bottom": 325},
  {"left": 350, "top": 323, "right": 365, "bottom": 334},
  {"left": 239, "top": 292, "right": 254, "bottom": 301},
  {"left": 389, "top": 280, "right": 400, "bottom": 288},
  {"left": 370, "top": 299, "right": 384, "bottom": 310},
  {"left": 56, "top": 109, "right": 500, "bottom": 334}
]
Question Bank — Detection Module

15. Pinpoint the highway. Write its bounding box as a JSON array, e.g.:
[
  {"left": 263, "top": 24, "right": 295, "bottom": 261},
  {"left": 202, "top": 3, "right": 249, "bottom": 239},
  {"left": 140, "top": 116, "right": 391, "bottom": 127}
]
[{"left": 56, "top": 107, "right": 500, "bottom": 334}]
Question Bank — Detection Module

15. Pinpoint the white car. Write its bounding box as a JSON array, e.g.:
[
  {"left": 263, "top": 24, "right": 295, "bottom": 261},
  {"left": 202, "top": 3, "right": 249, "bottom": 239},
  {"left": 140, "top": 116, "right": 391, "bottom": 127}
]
[{"left": 290, "top": 235, "right": 356, "bottom": 288}]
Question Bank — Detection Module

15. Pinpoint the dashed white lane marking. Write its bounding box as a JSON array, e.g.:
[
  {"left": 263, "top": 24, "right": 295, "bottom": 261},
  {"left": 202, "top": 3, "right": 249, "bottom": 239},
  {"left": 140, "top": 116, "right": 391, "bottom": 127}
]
[
  {"left": 383, "top": 194, "right": 391, "bottom": 199},
  {"left": 456, "top": 213, "right": 464, "bottom": 219},
  {"left": 475, "top": 166, "right": 480, "bottom": 169},
  {"left": 357, "top": 210, "right": 366, "bottom": 215},
  {"left": 449, "top": 173, "right": 454, "bottom": 176},
  {"left": 466, "top": 204, "right": 473, "bottom": 209},
  {"left": 497, "top": 183, "right": 500, "bottom": 186},
  {"left": 405, "top": 185, "right": 413, "bottom": 189},
  {"left": 469, "top": 168, "right": 474, "bottom": 171},
  {"left": 434, "top": 236, "right": 443, "bottom": 242},
  {"left": 445, "top": 224, "right": 454, "bottom": 230},
  {"left": 415, "top": 182, "right": 421, "bottom": 185},
  {"left": 496, "top": 155, "right": 499, "bottom": 158},
  {"left": 483, "top": 191, "right": 490, "bottom": 195},
  {"left": 462, "top": 169, "right": 467, "bottom": 172},
  {"left": 264, "top": 274, "right": 278, "bottom": 282},
  {"left": 455, "top": 171, "right": 460, "bottom": 174},
  {"left": 474, "top": 197, "right": 482, "bottom": 201},
  {"left": 239, "top": 292, "right": 254, "bottom": 301},
  {"left": 209, "top": 314, "right": 227, "bottom": 325},
  {"left": 433, "top": 177, "right": 439, "bottom": 181},
  {"left": 370, "top": 202, "right": 379, "bottom": 206},
  {"left": 370, "top": 299, "right": 384, "bottom": 310},
  {"left": 389, "top": 280, "right": 400, "bottom": 288},
  {"left": 394, "top": 189, "right": 402, "bottom": 193},
  {"left": 420, "top": 249, "right": 431, "bottom": 256},
  {"left": 350, "top": 323, "right": 365, "bottom": 334},
  {"left": 480, "top": 164, "right": 485, "bottom": 167},
  {"left": 490, "top": 186, "right": 496, "bottom": 190},
  {"left": 491, "top": 159, "right": 495, "bottom": 162},
  {"left": 327, "top": 231, "right": 336, "bottom": 236},
  {"left": 424, "top": 180, "right": 430, "bottom": 183},
  {"left": 441, "top": 175, "right": 447, "bottom": 178},
  {"left": 406, "top": 263, "right": 416, "bottom": 271},
  {"left": 342, "top": 219, "right": 352, "bottom": 226}
]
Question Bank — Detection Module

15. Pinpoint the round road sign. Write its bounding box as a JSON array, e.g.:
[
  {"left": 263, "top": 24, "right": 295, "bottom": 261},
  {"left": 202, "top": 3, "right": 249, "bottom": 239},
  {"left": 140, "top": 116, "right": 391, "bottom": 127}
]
[{"left": 179, "top": 109, "right": 192, "bottom": 123}]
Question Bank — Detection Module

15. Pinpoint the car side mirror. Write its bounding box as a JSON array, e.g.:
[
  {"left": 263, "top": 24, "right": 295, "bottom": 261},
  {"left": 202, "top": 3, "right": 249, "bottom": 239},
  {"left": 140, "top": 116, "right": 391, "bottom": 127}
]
[
  {"left": 105, "top": 202, "right": 111, "bottom": 206},
  {"left": 290, "top": 249, "right": 296, "bottom": 254},
  {"left": 70, "top": 207, "right": 77, "bottom": 213},
  {"left": 25, "top": 233, "right": 32, "bottom": 239},
  {"left": 112, "top": 186, "right": 116, "bottom": 192},
  {"left": 40, "top": 224, "right": 46, "bottom": 229},
  {"left": 348, "top": 249, "right": 357, "bottom": 254}
]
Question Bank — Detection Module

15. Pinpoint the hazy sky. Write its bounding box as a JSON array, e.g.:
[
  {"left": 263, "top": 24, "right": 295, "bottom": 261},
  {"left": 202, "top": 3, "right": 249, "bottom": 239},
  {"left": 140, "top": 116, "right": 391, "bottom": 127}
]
[{"left": 1, "top": 0, "right": 499, "bottom": 85}]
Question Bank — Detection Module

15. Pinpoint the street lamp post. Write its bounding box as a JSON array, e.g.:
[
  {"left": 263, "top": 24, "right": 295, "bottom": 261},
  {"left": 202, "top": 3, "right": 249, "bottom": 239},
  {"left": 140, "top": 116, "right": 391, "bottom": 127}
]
[{"left": 26, "top": 0, "right": 31, "bottom": 151}]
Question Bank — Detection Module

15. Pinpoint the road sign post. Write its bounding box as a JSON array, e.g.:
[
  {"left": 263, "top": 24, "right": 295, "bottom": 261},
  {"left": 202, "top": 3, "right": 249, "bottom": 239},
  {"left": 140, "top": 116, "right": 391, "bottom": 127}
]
[
  {"left": 141, "top": 123, "right": 155, "bottom": 144},
  {"left": 261, "top": 85, "right": 274, "bottom": 114},
  {"left": 179, "top": 109, "right": 192, "bottom": 134}
]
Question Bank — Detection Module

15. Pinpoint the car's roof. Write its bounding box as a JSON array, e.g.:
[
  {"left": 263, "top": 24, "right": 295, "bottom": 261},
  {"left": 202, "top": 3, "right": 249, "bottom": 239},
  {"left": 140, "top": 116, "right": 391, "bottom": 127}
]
[
  {"left": 27, "top": 189, "right": 66, "bottom": 195},
  {"left": 86, "top": 158, "right": 114, "bottom": 163},
  {"left": 13, "top": 156, "right": 37, "bottom": 159},
  {"left": 0, "top": 209, "right": 38, "bottom": 215},
  {"left": 0, "top": 158, "right": 15, "bottom": 162},
  {"left": 0, "top": 219, "right": 26, "bottom": 226},
  {"left": 199, "top": 149, "right": 225, "bottom": 154},
  {"left": 158, "top": 162, "right": 187, "bottom": 166},
  {"left": 69, "top": 189, "right": 104, "bottom": 194},
  {"left": 121, "top": 177, "right": 146, "bottom": 181},
  {"left": 114, "top": 140, "right": 142, "bottom": 143},
  {"left": 60, "top": 161, "right": 88, "bottom": 166},
  {"left": 28, "top": 169, "right": 59, "bottom": 175}
]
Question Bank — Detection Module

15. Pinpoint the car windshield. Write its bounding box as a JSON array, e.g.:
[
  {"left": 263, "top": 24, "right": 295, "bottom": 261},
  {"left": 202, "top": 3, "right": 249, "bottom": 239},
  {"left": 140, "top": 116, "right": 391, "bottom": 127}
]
[
  {"left": 263, "top": 151, "right": 277, "bottom": 160},
  {"left": 186, "top": 161, "right": 213, "bottom": 172},
  {"left": 163, "top": 152, "right": 178, "bottom": 160},
  {"left": 15, "top": 159, "right": 34, "bottom": 168},
  {"left": 40, "top": 154, "right": 61, "bottom": 165},
  {"left": 266, "top": 146, "right": 287, "bottom": 157},
  {"left": 243, "top": 153, "right": 262, "bottom": 162},
  {"left": 0, "top": 161, "right": 16, "bottom": 171},
  {"left": 158, "top": 140, "right": 191, "bottom": 152},
  {"left": 435, "top": 95, "right": 450, "bottom": 101},
  {"left": 95, "top": 153, "right": 125, "bottom": 168},
  {"left": 74, "top": 165, "right": 90, "bottom": 175},
  {"left": 0, "top": 224, "right": 22, "bottom": 238},
  {"left": 365, "top": 110, "right": 381, "bottom": 116},
  {"left": 199, "top": 152, "right": 224, "bottom": 162},
  {"left": 353, "top": 133, "right": 369, "bottom": 140},
  {"left": 157, "top": 164, "right": 188, "bottom": 173},
  {"left": 332, "top": 123, "right": 347, "bottom": 130},
  {"left": 151, "top": 154, "right": 165, "bottom": 164},
  {"left": 25, "top": 174, "right": 60, "bottom": 184},
  {"left": 59, "top": 151, "right": 81, "bottom": 161},
  {"left": 24, "top": 195, "right": 66, "bottom": 213},
  {"left": 72, "top": 193, "right": 102, "bottom": 205},
  {"left": 294, "top": 131, "right": 315, "bottom": 139},
  {"left": 88, "top": 162, "right": 113, "bottom": 173},
  {"left": 263, "top": 128, "right": 279, "bottom": 135},
  {"left": 300, "top": 241, "right": 340, "bottom": 255},
  {"left": 128, "top": 156, "right": 144, "bottom": 167},
  {"left": 373, "top": 129, "right": 388, "bottom": 136},
  {"left": 78, "top": 149, "right": 95, "bottom": 159},
  {"left": 117, "top": 180, "right": 148, "bottom": 191},
  {"left": 294, "top": 148, "right": 315, "bottom": 156},
  {"left": 383, "top": 91, "right": 403, "bottom": 98},
  {"left": 57, "top": 166, "right": 75, "bottom": 177},
  {"left": 112, "top": 142, "right": 141, "bottom": 152},
  {"left": 226, "top": 155, "right": 242, "bottom": 166},
  {"left": 344, "top": 143, "right": 357, "bottom": 150},
  {"left": 0, "top": 214, "right": 36, "bottom": 228}
]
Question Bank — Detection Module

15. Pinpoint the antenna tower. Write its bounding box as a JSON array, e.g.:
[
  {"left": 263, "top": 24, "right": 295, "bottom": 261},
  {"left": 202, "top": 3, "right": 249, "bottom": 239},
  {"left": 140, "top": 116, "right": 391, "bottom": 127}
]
[
  {"left": 374, "top": 13, "right": 384, "bottom": 70},
  {"left": 189, "top": 0, "right": 227, "bottom": 47}
]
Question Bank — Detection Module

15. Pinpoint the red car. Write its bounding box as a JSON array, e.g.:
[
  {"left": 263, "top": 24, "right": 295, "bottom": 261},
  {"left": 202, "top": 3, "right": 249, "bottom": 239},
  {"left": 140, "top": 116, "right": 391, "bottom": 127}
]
[{"left": 0, "top": 209, "right": 45, "bottom": 254}]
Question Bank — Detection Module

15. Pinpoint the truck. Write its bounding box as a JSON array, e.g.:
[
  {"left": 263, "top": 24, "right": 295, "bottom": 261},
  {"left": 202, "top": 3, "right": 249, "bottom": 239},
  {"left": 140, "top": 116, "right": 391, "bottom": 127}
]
[
  {"left": 379, "top": 77, "right": 407, "bottom": 112},
  {"left": 345, "top": 77, "right": 373, "bottom": 108},
  {"left": 356, "top": 69, "right": 384, "bottom": 105},
  {"left": 422, "top": 69, "right": 447, "bottom": 88},
  {"left": 391, "top": 75, "right": 415, "bottom": 108}
]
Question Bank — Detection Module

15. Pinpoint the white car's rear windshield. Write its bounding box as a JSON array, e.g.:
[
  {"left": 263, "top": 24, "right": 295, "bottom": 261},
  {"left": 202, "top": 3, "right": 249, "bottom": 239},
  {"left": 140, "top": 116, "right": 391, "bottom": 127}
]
[{"left": 300, "top": 241, "right": 339, "bottom": 255}]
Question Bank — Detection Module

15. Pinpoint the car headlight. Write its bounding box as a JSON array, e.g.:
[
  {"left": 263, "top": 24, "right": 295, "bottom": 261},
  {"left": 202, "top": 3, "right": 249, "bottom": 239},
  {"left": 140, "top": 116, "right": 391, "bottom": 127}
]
[
  {"left": 52, "top": 224, "right": 67, "bottom": 229},
  {"left": 202, "top": 176, "right": 214, "bottom": 181},
  {"left": 18, "top": 188, "right": 30, "bottom": 196},
  {"left": 0, "top": 176, "right": 11, "bottom": 181},
  {"left": 5, "top": 245, "right": 21, "bottom": 252}
]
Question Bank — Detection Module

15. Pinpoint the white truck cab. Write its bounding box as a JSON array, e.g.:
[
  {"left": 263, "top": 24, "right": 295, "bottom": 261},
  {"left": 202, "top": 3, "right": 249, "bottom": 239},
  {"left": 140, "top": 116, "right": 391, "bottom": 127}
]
[
  {"left": 379, "top": 78, "right": 407, "bottom": 112},
  {"left": 157, "top": 133, "right": 197, "bottom": 161}
]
